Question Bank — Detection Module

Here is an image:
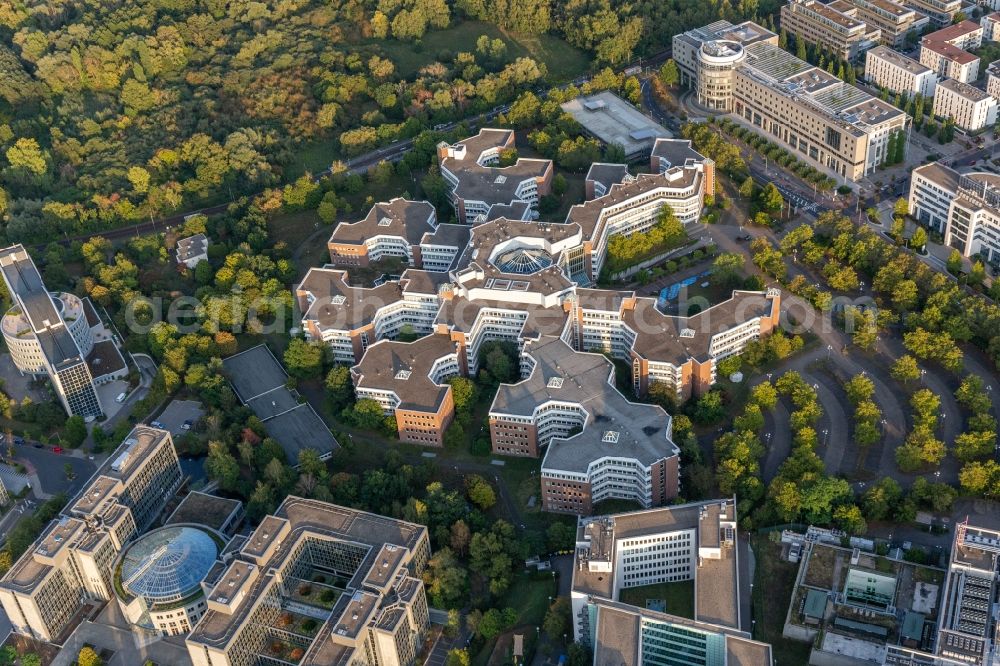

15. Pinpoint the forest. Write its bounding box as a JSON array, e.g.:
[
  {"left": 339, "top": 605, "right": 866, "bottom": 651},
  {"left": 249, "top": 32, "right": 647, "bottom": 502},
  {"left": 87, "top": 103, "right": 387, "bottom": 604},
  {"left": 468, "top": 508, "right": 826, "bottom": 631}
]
[{"left": 0, "top": 0, "right": 778, "bottom": 245}]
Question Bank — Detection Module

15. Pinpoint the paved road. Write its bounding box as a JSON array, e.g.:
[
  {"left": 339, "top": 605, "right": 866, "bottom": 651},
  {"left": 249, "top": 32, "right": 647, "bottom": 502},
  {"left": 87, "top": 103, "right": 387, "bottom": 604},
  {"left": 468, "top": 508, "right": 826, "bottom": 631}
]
[{"left": 14, "top": 444, "right": 96, "bottom": 499}]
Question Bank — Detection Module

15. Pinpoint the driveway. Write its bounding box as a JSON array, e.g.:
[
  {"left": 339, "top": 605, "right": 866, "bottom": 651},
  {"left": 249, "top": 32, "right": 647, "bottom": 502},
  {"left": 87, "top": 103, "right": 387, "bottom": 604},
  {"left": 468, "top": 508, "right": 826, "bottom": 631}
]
[{"left": 12, "top": 443, "right": 96, "bottom": 499}]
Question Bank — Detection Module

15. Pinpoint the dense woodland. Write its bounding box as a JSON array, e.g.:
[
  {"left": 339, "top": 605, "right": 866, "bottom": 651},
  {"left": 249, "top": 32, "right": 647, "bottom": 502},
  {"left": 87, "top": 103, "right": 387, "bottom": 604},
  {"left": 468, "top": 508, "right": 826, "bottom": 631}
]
[{"left": 0, "top": 0, "right": 780, "bottom": 245}]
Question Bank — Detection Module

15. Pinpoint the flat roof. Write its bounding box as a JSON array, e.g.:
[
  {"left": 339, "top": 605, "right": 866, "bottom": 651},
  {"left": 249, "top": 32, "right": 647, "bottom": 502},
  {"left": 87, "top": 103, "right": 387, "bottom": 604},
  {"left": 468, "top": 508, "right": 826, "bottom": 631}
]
[
  {"left": 166, "top": 492, "right": 242, "bottom": 533},
  {"left": 296, "top": 268, "right": 404, "bottom": 332},
  {"left": 936, "top": 77, "right": 992, "bottom": 101},
  {"left": 86, "top": 339, "right": 126, "bottom": 380},
  {"left": 560, "top": 92, "right": 672, "bottom": 157},
  {"left": 329, "top": 199, "right": 435, "bottom": 247},
  {"left": 867, "top": 45, "right": 932, "bottom": 75},
  {"left": 439, "top": 128, "right": 551, "bottom": 205},
  {"left": 352, "top": 334, "right": 459, "bottom": 412}
]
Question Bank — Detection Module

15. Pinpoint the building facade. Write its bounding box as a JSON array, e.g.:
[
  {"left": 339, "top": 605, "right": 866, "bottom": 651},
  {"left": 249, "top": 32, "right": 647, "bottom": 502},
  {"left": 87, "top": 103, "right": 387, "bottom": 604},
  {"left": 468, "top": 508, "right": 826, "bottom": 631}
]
[
  {"left": 920, "top": 41, "right": 980, "bottom": 83},
  {"left": 838, "top": 0, "right": 927, "bottom": 47},
  {"left": 901, "top": 0, "right": 961, "bottom": 27},
  {"left": 672, "top": 20, "right": 778, "bottom": 106},
  {"left": 186, "top": 498, "right": 431, "bottom": 666},
  {"left": 780, "top": 0, "right": 882, "bottom": 61},
  {"left": 931, "top": 78, "right": 998, "bottom": 131},
  {"left": 865, "top": 45, "right": 937, "bottom": 97},
  {"left": 986, "top": 60, "right": 1000, "bottom": 102},
  {"left": 0, "top": 245, "right": 103, "bottom": 417},
  {"left": 0, "top": 427, "right": 183, "bottom": 643}
]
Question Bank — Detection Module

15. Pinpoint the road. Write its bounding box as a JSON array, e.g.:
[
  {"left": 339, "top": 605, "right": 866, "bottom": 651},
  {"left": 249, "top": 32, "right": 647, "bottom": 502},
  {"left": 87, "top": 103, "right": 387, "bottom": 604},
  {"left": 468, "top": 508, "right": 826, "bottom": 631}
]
[{"left": 13, "top": 443, "right": 97, "bottom": 499}]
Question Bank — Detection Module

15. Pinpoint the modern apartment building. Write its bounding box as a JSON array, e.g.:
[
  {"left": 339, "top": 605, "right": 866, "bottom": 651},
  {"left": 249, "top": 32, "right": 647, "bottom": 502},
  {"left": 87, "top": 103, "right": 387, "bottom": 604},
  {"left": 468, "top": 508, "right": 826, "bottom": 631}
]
[
  {"left": 672, "top": 20, "right": 779, "bottom": 110},
  {"left": 436, "top": 129, "right": 553, "bottom": 223},
  {"left": 186, "top": 498, "right": 431, "bottom": 666},
  {"left": 351, "top": 334, "right": 462, "bottom": 446},
  {"left": 780, "top": 0, "right": 882, "bottom": 61},
  {"left": 571, "top": 500, "right": 774, "bottom": 665},
  {"left": 327, "top": 198, "right": 470, "bottom": 272},
  {"left": 908, "top": 162, "right": 1000, "bottom": 263},
  {"left": 837, "top": 0, "right": 928, "bottom": 47},
  {"left": 920, "top": 22, "right": 983, "bottom": 83},
  {"left": 902, "top": 0, "right": 961, "bottom": 27},
  {"left": 0, "top": 426, "right": 183, "bottom": 643},
  {"left": 987, "top": 60, "right": 1000, "bottom": 101},
  {"left": 489, "top": 335, "right": 680, "bottom": 514},
  {"left": 931, "top": 78, "right": 998, "bottom": 131},
  {"left": 982, "top": 11, "right": 1000, "bottom": 42},
  {"left": 0, "top": 245, "right": 103, "bottom": 417},
  {"left": 923, "top": 19, "right": 984, "bottom": 50},
  {"left": 865, "top": 45, "right": 937, "bottom": 97}
]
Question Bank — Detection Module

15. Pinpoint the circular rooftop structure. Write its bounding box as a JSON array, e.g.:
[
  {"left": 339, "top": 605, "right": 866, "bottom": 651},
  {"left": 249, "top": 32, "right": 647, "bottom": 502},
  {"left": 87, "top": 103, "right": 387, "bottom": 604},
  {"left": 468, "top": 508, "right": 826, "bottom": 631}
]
[
  {"left": 493, "top": 247, "right": 554, "bottom": 274},
  {"left": 115, "top": 525, "right": 220, "bottom": 607}
]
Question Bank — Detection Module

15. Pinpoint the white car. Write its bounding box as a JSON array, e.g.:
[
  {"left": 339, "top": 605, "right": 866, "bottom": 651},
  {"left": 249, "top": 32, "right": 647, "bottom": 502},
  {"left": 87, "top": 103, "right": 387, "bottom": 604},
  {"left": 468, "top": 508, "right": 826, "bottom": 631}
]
[{"left": 115, "top": 392, "right": 127, "bottom": 403}]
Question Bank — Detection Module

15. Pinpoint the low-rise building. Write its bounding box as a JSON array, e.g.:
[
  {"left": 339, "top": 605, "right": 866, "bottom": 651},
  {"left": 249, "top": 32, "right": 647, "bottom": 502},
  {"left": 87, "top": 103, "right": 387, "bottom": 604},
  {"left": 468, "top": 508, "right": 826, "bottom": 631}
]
[
  {"left": 185, "top": 498, "right": 432, "bottom": 666},
  {"left": 490, "top": 335, "right": 680, "bottom": 513},
  {"left": 865, "top": 45, "right": 937, "bottom": 97},
  {"left": 908, "top": 162, "right": 1000, "bottom": 263},
  {"left": 780, "top": 0, "right": 882, "bottom": 61},
  {"left": 351, "top": 334, "right": 462, "bottom": 446},
  {"left": 919, "top": 40, "right": 980, "bottom": 83},
  {"left": 571, "top": 500, "right": 773, "bottom": 664},
  {"left": 982, "top": 11, "right": 1000, "bottom": 42},
  {"left": 988, "top": 60, "right": 1000, "bottom": 101},
  {"left": 931, "top": 78, "right": 998, "bottom": 130},
  {"left": 175, "top": 233, "right": 209, "bottom": 269},
  {"left": 0, "top": 427, "right": 184, "bottom": 643},
  {"left": 923, "top": 19, "right": 983, "bottom": 50},
  {"left": 902, "top": 0, "right": 961, "bottom": 28},
  {"left": 436, "top": 129, "right": 553, "bottom": 223},
  {"left": 559, "top": 92, "right": 672, "bottom": 160},
  {"left": 838, "top": 0, "right": 928, "bottom": 47}
]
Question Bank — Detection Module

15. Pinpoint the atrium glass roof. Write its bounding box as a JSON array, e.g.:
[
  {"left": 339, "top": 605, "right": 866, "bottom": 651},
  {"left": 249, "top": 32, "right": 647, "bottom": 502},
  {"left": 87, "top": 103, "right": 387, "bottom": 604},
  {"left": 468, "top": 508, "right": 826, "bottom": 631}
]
[
  {"left": 118, "top": 525, "right": 219, "bottom": 604},
  {"left": 493, "top": 247, "right": 553, "bottom": 274}
]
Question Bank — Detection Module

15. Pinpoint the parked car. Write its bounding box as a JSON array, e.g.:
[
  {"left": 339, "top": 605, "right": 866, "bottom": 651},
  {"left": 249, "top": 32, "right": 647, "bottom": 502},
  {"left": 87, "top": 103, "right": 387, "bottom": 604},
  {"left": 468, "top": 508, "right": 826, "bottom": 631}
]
[
  {"left": 52, "top": 446, "right": 63, "bottom": 454},
  {"left": 181, "top": 420, "right": 193, "bottom": 431},
  {"left": 151, "top": 421, "right": 165, "bottom": 429},
  {"left": 32, "top": 442, "right": 41, "bottom": 449},
  {"left": 115, "top": 392, "right": 127, "bottom": 403}
]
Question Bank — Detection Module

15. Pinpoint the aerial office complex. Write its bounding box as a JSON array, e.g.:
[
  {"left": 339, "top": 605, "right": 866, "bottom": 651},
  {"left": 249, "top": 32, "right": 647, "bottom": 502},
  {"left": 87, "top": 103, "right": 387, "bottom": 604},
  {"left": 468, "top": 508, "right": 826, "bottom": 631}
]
[
  {"left": 865, "top": 46, "right": 937, "bottom": 97},
  {"left": 186, "top": 498, "right": 431, "bottom": 666},
  {"left": 0, "top": 245, "right": 104, "bottom": 417},
  {"left": 436, "top": 129, "right": 553, "bottom": 223},
  {"left": 836, "top": 0, "right": 928, "bottom": 48},
  {"left": 909, "top": 162, "right": 1000, "bottom": 264},
  {"left": 675, "top": 23, "right": 910, "bottom": 181},
  {"left": 0, "top": 426, "right": 184, "bottom": 643},
  {"left": 779, "top": 0, "right": 882, "bottom": 61},
  {"left": 903, "top": 0, "right": 962, "bottom": 27},
  {"left": 931, "top": 79, "right": 998, "bottom": 131},
  {"left": 571, "top": 499, "right": 773, "bottom": 665}
]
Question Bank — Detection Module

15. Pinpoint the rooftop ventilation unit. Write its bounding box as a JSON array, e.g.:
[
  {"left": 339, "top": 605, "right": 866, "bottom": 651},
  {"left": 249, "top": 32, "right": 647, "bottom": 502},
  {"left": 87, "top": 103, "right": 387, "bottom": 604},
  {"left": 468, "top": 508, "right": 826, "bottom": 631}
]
[
  {"left": 547, "top": 377, "right": 564, "bottom": 389},
  {"left": 395, "top": 370, "right": 412, "bottom": 380},
  {"left": 331, "top": 295, "right": 346, "bottom": 305},
  {"left": 602, "top": 431, "right": 620, "bottom": 444},
  {"left": 680, "top": 328, "right": 696, "bottom": 338},
  {"left": 378, "top": 217, "right": 393, "bottom": 227}
]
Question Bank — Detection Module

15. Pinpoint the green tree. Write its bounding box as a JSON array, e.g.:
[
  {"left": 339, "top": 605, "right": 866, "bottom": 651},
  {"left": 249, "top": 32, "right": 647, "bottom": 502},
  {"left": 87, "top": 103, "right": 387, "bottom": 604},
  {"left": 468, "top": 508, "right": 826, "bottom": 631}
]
[
  {"left": 205, "top": 441, "right": 240, "bottom": 491},
  {"left": 659, "top": 59, "right": 679, "bottom": 87},
  {"left": 910, "top": 226, "right": 927, "bottom": 251},
  {"left": 6, "top": 137, "right": 46, "bottom": 175},
  {"left": 759, "top": 182, "right": 784, "bottom": 212},
  {"left": 446, "top": 649, "right": 470, "bottom": 666},
  {"left": 891, "top": 355, "right": 921, "bottom": 383},
  {"left": 64, "top": 415, "right": 88, "bottom": 447},
  {"left": 946, "top": 249, "right": 964, "bottom": 275},
  {"left": 77, "top": 646, "right": 102, "bottom": 666},
  {"left": 465, "top": 475, "right": 496, "bottom": 510},
  {"left": 284, "top": 339, "right": 324, "bottom": 379},
  {"left": 833, "top": 504, "right": 867, "bottom": 535},
  {"left": 739, "top": 176, "right": 754, "bottom": 199}
]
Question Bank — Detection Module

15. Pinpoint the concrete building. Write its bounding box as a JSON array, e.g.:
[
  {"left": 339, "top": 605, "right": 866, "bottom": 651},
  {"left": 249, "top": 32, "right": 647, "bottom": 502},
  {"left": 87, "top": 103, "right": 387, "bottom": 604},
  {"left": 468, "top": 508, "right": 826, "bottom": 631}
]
[
  {"left": 837, "top": 0, "right": 928, "bottom": 47},
  {"left": 931, "top": 78, "right": 998, "bottom": 131},
  {"left": 919, "top": 40, "right": 981, "bottom": 82},
  {"left": 489, "top": 336, "right": 680, "bottom": 514},
  {"left": 327, "top": 198, "right": 470, "bottom": 272},
  {"left": 175, "top": 234, "right": 209, "bottom": 269},
  {"left": 923, "top": 19, "right": 983, "bottom": 50},
  {"left": 571, "top": 500, "right": 773, "bottom": 664},
  {"left": 902, "top": 0, "right": 962, "bottom": 27},
  {"left": 0, "top": 245, "right": 104, "bottom": 418},
  {"left": 0, "top": 426, "right": 184, "bottom": 644},
  {"left": 780, "top": 0, "right": 882, "bottom": 61},
  {"left": 584, "top": 163, "right": 633, "bottom": 199},
  {"left": 672, "top": 20, "right": 779, "bottom": 110},
  {"left": 865, "top": 45, "right": 937, "bottom": 97},
  {"left": 559, "top": 92, "right": 672, "bottom": 160},
  {"left": 185, "top": 498, "right": 431, "bottom": 666},
  {"left": 436, "top": 129, "right": 552, "bottom": 223},
  {"left": 734, "top": 42, "right": 910, "bottom": 180},
  {"left": 982, "top": 11, "right": 1000, "bottom": 42},
  {"left": 908, "top": 162, "right": 1000, "bottom": 263},
  {"left": 351, "top": 334, "right": 462, "bottom": 446},
  {"left": 988, "top": 60, "right": 1000, "bottom": 101}
]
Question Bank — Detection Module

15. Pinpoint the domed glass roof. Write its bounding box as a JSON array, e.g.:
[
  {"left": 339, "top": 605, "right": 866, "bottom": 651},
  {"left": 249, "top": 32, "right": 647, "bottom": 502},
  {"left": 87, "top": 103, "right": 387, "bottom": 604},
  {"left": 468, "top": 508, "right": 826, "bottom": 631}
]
[
  {"left": 118, "top": 526, "right": 219, "bottom": 605},
  {"left": 493, "top": 247, "right": 553, "bottom": 274}
]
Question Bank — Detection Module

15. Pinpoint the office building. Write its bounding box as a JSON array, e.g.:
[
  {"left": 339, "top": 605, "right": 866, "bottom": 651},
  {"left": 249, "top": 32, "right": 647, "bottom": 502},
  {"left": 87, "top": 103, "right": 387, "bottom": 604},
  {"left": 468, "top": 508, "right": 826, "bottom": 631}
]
[
  {"left": 436, "top": 129, "right": 553, "bottom": 223},
  {"left": 351, "top": 334, "right": 462, "bottom": 446},
  {"left": 672, "top": 20, "right": 779, "bottom": 111},
  {"left": 988, "top": 60, "right": 1000, "bottom": 101},
  {"left": 780, "top": 0, "right": 882, "bottom": 62},
  {"left": 931, "top": 78, "right": 998, "bottom": 131},
  {"left": 908, "top": 162, "right": 1000, "bottom": 263},
  {"left": 489, "top": 335, "right": 679, "bottom": 514},
  {"left": 903, "top": 0, "right": 962, "bottom": 27},
  {"left": 571, "top": 500, "right": 773, "bottom": 665},
  {"left": 0, "top": 245, "right": 103, "bottom": 417},
  {"left": 0, "top": 426, "right": 184, "bottom": 643},
  {"left": 865, "top": 45, "right": 937, "bottom": 97},
  {"left": 327, "top": 198, "right": 470, "bottom": 272},
  {"left": 838, "top": 0, "right": 928, "bottom": 48},
  {"left": 186, "top": 498, "right": 431, "bottom": 666}
]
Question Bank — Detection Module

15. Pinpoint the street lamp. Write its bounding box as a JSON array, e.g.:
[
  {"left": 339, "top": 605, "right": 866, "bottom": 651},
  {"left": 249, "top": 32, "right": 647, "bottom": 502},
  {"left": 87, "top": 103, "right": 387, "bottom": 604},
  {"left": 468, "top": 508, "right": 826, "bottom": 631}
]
[{"left": 822, "top": 429, "right": 829, "bottom": 446}]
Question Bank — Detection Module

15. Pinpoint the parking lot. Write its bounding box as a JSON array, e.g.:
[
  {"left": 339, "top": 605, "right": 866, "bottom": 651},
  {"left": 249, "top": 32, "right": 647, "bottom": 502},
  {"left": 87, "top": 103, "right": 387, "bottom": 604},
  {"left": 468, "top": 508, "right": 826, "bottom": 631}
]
[
  {"left": 155, "top": 400, "right": 204, "bottom": 436},
  {"left": 95, "top": 379, "right": 131, "bottom": 419}
]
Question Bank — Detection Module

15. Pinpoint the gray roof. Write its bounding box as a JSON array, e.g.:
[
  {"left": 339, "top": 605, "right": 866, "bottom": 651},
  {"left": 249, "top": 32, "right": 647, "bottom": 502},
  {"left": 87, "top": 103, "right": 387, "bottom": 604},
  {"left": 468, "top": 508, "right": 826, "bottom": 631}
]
[
  {"left": 352, "top": 334, "right": 460, "bottom": 412},
  {"left": 913, "top": 161, "right": 962, "bottom": 192},
  {"left": 485, "top": 200, "right": 532, "bottom": 221},
  {"left": 560, "top": 92, "right": 672, "bottom": 157},
  {"left": 585, "top": 163, "right": 630, "bottom": 193},
  {"left": 329, "top": 199, "right": 436, "bottom": 247},
  {"left": 650, "top": 139, "right": 708, "bottom": 169},
  {"left": 491, "top": 336, "right": 677, "bottom": 474},
  {"left": 439, "top": 129, "right": 551, "bottom": 205},
  {"left": 222, "top": 345, "right": 339, "bottom": 461},
  {"left": 296, "top": 268, "right": 404, "bottom": 332},
  {"left": 86, "top": 339, "right": 127, "bottom": 380},
  {"left": 936, "top": 77, "right": 992, "bottom": 102},
  {"left": 419, "top": 223, "right": 471, "bottom": 249},
  {"left": 400, "top": 269, "right": 451, "bottom": 295},
  {"left": 176, "top": 233, "right": 208, "bottom": 262}
]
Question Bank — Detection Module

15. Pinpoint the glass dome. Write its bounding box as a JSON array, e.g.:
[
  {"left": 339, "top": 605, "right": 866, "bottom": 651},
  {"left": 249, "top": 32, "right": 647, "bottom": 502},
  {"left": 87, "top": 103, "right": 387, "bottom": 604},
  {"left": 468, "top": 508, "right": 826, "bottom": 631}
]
[
  {"left": 493, "top": 247, "right": 553, "bottom": 274},
  {"left": 117, "top": 526, "right": 219, "bottom": 605}
]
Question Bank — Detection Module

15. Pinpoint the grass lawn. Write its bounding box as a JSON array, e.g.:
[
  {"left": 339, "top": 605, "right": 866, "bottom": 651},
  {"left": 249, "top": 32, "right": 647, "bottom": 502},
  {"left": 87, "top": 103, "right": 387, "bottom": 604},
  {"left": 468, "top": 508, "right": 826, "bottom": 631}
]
[
  {"left": 354, "top": 21, "right": 589, "bottom": 82},
  {"left": 751, "top": 535, "right": 812, "bottom": 664},
  {"left": 619, "top": 581, "right": 694, "bottom": 619},
  {"left": 592, "top": 498, "right": 645, "bottom": 515},
  {"left": 472, "top": 571, "right": 557, "bottom": 666}
]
